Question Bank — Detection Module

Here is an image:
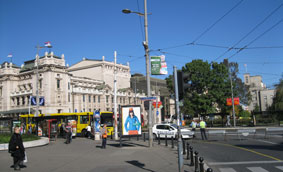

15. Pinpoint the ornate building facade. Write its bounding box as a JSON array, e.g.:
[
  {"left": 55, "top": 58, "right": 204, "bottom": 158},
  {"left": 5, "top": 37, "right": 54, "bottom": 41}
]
[{"left": 0, "top": 52, "right": 146, "bottom": 119}]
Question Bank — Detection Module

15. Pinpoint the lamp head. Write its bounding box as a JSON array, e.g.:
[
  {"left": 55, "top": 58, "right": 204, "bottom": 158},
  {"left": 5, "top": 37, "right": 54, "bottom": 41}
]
[{"left": 122, "top": 9, "right": 132, "bottom": 14}]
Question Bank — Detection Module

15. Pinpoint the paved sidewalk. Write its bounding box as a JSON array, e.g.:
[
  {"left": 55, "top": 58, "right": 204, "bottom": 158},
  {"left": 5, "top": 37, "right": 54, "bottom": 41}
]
[{"left": 0, "top": 137, "right": 194, "bottom": 172}]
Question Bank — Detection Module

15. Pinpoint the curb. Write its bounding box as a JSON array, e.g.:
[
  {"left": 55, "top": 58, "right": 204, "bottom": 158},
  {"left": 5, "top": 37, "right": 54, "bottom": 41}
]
[{"left": 0, "top": 137, "right": 49, "bottom": 151}]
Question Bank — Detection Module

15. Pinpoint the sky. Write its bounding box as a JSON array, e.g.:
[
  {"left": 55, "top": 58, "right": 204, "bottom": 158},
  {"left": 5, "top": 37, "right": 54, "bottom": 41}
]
[{"left": 0, "top": 0, "right": 282, "bottom": 88}]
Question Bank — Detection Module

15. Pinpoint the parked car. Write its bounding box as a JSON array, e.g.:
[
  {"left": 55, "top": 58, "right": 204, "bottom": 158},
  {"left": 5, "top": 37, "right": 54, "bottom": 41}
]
[{"left": 152, "top": 123, "right": 194, "bottom": 139}]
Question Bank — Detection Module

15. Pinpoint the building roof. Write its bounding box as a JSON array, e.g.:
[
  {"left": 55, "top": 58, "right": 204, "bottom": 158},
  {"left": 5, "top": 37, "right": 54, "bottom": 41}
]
[{"left": 0, "top": 62, "right": 20, "bottom": 69}]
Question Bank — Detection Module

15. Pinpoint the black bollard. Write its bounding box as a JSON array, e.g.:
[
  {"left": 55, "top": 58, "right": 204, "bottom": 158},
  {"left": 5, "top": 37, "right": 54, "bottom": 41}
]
[
  {"left": 111, "top": 131, "right": 113, "bottom": 140},
  {"left": 165, "top": 134, "right": 168, "bottom": 146},
  {"left": 199, "top": 157, "right": 204, "bottom": 172},
  {"left": 206, "top": 168, "right": 213, "bottom": 172},
  {"left": 194, "top": 151, "right": 199, "bottom": 172},
  {"left": 190, "top": 146, "right": 194, "bottom": 166},
  {"left": 171, "top": 136, "right": 174, "bottom": 148},
  {"left": 187, "top": 143, "right": 190, "bottom": 160},
  {"left": 182, "top": 138, "right": 186, "bottom": 155},
  {"left": 158, "top": 134, "right": 161, "bottom": 145},
  {"left": 137, "top": 135, "right": 139, "bottom": 141},
  {"left": 143, "top": 132, "right": 146, "bottom": 142}
]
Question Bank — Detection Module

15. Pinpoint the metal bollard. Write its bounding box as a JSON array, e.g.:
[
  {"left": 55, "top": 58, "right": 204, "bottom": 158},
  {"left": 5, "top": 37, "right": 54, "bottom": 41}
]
[
  {"left": 190, "top": 146, "right": 194, "bottom": 166},
  {"left": 143, "top": 132, "right": 146, "bottom": 142},
  {"left": 165, "top": 134, "right": 168, "bottom": 146},
  {"left": 199, "top": 157, "right": 204, "bottom": 172},
  {"left": 182, "top": 138, "right": 186, "bottom": 155},
  {"left": 158, "top": 134, "right": 161, "bottom": 145},
  {"left": 194, "top": 151, "right": 199, "bottom": 172},
  {"left": 187, "top": 143, "right": 190, "bottom": 160},
  {"left": 171, "top": 136, "right": 174, "bottom": 148},
  {"left": 206, "top": 168, "right": 213, "bottom": 172},
  {"left": 111, "top": 131, "right": 113, "bottom": 140}
]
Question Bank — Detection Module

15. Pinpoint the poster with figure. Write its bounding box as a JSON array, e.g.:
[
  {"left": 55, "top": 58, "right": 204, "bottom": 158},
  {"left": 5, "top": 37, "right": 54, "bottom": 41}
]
[{"left": 122, "top": 105, "right": 142, "bottom": 136}]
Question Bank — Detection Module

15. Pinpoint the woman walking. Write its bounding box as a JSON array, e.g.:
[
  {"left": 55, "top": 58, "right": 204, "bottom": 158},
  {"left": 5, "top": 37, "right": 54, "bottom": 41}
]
[{"left": 8, "top": 126, "right": 26, "bottom": 171}]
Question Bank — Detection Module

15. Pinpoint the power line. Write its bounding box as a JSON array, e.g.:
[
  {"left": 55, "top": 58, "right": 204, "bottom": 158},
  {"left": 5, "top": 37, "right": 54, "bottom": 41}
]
[
  {"left": 192, "top": 0, "right": 244, "bottom": 43},
  {"left": 215, "top": 2, "right": 283, "bottom": 61},
  {"left": 136, "top": 0, "right": 145, "bottom": 41},
  {"left": 152, "top": 0, "right": 244, "bottom": 51},
  {"left": 228, "top": 18, "right": 283, "bottom": 60}
]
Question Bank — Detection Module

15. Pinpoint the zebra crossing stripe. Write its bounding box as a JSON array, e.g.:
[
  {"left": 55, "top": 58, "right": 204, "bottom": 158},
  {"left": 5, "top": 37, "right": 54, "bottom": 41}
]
[
  {"left": 276, "top": 166, "right": 283, "bottom": 170},
  {"left": 219, "top": 168, "right": 237, "bottom": 172},
  {"left": 247, "top": 167, "right": 269, "bottom": 172}
]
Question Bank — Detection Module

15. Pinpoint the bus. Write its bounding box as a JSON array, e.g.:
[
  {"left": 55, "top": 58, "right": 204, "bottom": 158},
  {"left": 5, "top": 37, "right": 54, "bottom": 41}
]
[
  {"left": 100, "top": 111, "right": 115, "bottom": 136},
  {"left": 20, "top": 112, "right": 93, "bottom": 137}
]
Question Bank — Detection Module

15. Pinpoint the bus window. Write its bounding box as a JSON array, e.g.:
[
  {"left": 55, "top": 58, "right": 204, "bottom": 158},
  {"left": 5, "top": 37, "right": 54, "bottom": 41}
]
[
  {"left": 80, "top": 115, "right": 88, "bottom": 124},
  {"left": 100, "top": 113, "right": 113, "bottom": 127}
]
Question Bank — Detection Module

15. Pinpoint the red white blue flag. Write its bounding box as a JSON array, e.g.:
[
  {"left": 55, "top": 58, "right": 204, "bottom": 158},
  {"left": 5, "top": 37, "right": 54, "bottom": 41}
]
[
  {"left": 44, "top": 41, "right": 52, "bottom": 47},
  {"left": 7, "top": 53, "right": 13, "bottom": 58}
]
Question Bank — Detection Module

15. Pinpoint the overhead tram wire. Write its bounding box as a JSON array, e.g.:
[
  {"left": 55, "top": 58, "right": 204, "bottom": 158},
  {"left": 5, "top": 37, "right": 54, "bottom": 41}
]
[
  {"left": 214, "top": 2, "right": 283, "bottom": 61},
  {"left": 152, "top": 0, "right": 244, "bottom": 51},
  {"left": 227, "top": 18, "right": 283, "bottom": 60}
]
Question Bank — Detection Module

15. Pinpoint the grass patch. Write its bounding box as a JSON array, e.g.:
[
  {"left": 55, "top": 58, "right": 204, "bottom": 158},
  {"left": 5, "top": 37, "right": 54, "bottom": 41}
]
[{"left": 0, "top": 134, "right": 40, "bottom": 144}]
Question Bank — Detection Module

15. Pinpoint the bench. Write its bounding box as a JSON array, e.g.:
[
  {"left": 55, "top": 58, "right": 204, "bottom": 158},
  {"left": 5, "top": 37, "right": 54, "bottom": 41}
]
[
  {"left": 208, "top": 130, "right": 227, "bottom": 140},
  {"left": 237, "top": 129, "right": 256, "bottom": 140},
  {"left": 265, "top": 127, "right": 283, "bottom": 139}
]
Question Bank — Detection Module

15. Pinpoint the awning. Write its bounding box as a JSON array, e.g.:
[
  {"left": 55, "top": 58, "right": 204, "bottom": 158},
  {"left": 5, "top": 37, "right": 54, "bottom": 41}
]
[{"left": 0, "top": 108, "right": 30, "bottom": 115}]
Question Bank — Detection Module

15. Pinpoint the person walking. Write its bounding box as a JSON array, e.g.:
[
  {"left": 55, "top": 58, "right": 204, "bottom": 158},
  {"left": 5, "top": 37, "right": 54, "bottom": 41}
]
[
  {"left": 190, "top": 120, "right": 197, "bottom": 138},
  {"left": 87, "top": 125, "right": 92, "bottom": 139},
  {"left": 199, "top": 119, "right": 207, "bottom": 140},
  {"left": 100, "top": 124, "right": 108, "bottom": 149},
  {"left": 8, "top": 127, "right": 26, "bottom": 171},
  {"left": 65, "top": 122, "right": 72, "bottom": 144}
]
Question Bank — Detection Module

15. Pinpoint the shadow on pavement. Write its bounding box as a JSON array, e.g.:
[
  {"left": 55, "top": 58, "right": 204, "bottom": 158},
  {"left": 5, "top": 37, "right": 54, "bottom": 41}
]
[{"left": 126, "top": 160, "right": 155, "bottom": 172}]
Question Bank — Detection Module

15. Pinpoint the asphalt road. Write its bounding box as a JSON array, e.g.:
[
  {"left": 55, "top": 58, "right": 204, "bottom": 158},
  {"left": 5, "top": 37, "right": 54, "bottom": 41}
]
[{"left": 188, "top": 130, "right": 283, "bottom": 172}]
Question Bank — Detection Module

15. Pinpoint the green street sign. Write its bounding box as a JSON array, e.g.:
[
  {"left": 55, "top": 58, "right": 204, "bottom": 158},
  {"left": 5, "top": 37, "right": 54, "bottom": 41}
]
[{"left": 151, "top": 56, "right": 161, "bottom": 75}]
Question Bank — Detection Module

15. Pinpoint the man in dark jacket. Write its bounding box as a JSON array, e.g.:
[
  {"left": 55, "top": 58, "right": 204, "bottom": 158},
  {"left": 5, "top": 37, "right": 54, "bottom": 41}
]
[{"left": 9, "top": 126, "right": 26, "bottom": 171}]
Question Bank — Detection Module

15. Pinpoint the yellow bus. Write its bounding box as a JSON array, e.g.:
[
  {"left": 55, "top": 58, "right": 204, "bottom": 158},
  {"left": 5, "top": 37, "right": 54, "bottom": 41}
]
[{"left": 20, "top": 112, "right": 93, "bottom": 137}]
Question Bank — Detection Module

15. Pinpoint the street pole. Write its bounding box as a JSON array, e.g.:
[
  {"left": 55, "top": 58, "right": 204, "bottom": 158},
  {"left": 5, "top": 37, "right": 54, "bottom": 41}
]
[
  {"left": 114, "top": 51, "right": 118, "bottom": 140},
  {"left": 229, "top": 70, "right": 236, "bottom": 127},
  {"left": 35, "top": 46, "right": 41, "bottom": 118},
  {"left": 143, "top": 0, "right": 153, "bottom": 148},
  {"left": 173, "top": 66, "right": 183, "bottom": 172}
]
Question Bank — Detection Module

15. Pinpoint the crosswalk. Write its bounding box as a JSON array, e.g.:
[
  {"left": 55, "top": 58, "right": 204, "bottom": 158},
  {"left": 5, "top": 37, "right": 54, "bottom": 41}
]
[{"left": 219, "top": 166, "right": 283, "bottom": 172}]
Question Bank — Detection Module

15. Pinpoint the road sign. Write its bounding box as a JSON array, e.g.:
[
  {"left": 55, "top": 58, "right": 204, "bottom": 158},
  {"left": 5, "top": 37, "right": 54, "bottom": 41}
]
[{"left": 140, "top": 97, "right": 157, "bottom": 101}]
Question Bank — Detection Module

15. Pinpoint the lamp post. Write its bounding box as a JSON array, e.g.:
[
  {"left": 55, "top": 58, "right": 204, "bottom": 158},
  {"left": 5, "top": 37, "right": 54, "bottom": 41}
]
[{"left": 122, "top": 0, "right": 153, "bottom": 147}]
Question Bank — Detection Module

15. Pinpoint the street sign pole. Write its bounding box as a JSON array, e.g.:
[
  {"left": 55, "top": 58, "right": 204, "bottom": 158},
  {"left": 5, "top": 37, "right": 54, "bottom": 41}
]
[{"left": 173, "top": 66, "right": 183, "bottom": 172}]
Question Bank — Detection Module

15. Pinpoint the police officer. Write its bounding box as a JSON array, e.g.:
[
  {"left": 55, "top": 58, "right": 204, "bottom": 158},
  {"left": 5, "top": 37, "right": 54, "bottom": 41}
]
[{"left": 199, "top": 119, "right": 207, "bottom": 140}]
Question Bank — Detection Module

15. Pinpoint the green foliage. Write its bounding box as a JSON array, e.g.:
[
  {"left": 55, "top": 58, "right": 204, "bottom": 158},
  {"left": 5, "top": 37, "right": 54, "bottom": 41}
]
[
  {"left": 238, "top": 110, "right": 251, "bottom": 118},
  {"left": 0, "top": 134, "right": 40, "bottom": 144}
]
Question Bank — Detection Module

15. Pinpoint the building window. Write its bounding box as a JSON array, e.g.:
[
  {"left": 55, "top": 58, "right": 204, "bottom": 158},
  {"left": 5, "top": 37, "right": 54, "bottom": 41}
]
[
  {"left": 68, "top": 82, "right": 70, "bottom": 90},
  {"left": 89, "top": 95, "right": 91, "bottom": 103},
  {"left": 83, "top": 95, "right": 85, "bottom": 102},
  {"left": 17, "top": 97, "right": 20, "bottom": 106},
  {"left": 83, "top": 108, "right": 85, "bottom": 112},
  {"left": 120, "top": 97, "right": 122, "bottom": 103},
  {"left": 98, "top": 96, "right": 100, "bottom": 103},
  {"left": 106, "top": 95, "right": 109, "bottom": 103},
  {"left": 245, "top": 76, "right": 249, "bottom": 83},
  {"left": 57, "top": 79, "right": 60, "bottom": 89},
  {"left": 0, "top": 87, "right": 2, "bottom": 96},
  {"left": 112, "top": 96, "right": 114, "bottom": 103},
  {"left": 123, "top": 98, "right": 125, "bottom": 104},
  {"left": 93, "top": 96, "right": 96, "bottom": 102},
  {"left": 39, "top": 80, "right": 42, "bottom": 89},
  {"left": 57, "top": 109, "right": 61, "bottom": 113},
  {"left": 68, "top": 93, "right": 70, "bottom": 102},
  {"left": 106, "top": 108, "right": 110, "bottom": 111},
  {"left": 128, "top": 97, "right": 131, "bottom": 104},
  {"left": 22, "top": 97, "right": 25, "bottom": 105},
  {"left": 89, "top": 108, "right": 91, "bottom": 112}
]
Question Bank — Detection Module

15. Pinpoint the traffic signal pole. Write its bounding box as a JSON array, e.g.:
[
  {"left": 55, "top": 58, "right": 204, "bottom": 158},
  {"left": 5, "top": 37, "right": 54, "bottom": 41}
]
[{"left": 173, "top": 66, "right": 184, "bottom": 172}]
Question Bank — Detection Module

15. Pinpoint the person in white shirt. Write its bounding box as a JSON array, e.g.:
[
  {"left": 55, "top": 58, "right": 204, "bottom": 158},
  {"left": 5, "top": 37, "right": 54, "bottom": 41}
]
[{"left": 87, "top": 125, "right": 91, "bottom": 138}]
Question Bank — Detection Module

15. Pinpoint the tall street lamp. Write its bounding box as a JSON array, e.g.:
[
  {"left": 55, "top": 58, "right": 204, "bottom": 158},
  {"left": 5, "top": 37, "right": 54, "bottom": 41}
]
[{"left": 122, "top": 0, "right": 153, "bottom": 147}]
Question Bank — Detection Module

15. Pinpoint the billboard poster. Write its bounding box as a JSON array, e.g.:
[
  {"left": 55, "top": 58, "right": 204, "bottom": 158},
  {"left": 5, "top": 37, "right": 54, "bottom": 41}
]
[
  {"left": 151, "top": 56, "right": 161, "bottom": 75},
  {"left": 122, "top": 105, "right": 142, "bottom": 136},
  {"left": 151, "top": 55, "right": 168, "bottom": 75}
]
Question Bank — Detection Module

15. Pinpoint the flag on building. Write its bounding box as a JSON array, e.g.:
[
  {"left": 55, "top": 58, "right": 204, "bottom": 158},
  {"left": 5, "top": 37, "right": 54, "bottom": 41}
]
[
  {"left": 44, "top": 41, "right": 52, "bottom": 47},
  {"left": 7, "top": 53, "right": 13, "bottom": 58}
]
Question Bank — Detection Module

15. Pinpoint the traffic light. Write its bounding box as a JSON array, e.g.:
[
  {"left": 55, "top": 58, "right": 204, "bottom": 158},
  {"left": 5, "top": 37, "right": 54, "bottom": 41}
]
[{"left": 177, "top": 71, "right": 190, "bottom": 101}]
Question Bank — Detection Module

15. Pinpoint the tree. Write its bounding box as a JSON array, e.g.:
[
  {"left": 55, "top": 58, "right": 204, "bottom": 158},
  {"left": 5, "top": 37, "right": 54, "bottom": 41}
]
[{"left": 271, "top": 78, "right": 283, "bottom": 120}]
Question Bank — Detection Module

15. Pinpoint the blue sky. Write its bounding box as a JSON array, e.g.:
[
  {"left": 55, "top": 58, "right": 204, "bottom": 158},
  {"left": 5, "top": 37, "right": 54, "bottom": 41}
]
[{"left": 0, "top": 0, "right": 282, "bottom": 88}]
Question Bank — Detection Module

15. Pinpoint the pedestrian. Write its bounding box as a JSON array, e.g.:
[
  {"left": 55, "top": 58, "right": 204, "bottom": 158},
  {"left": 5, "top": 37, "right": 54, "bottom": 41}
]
[
  {"left": 64, "top": 122, "right": 72, "bottom": 144},
  {"left": 190, "top": 120, "right": 197, "bottom": 138},
  {"left": 28, "top": 125, "right": 32, "bottom": 134},
  {"left": 8, "top": 126, "right": 26, "bottom": 171},
  {"left": 87, "top": 125, "right": 91, "bottom": 138},
  {"left": 60, "top": 123, "right": 65, "bottom": 138},
  {"left": 100, "top": 124, "right": 108, "bottom": 149},
  {"left": 199, "top": 119, "right": 207, "bottom": 140},
  {"left": 20, "top": 123, "right": 25, "bottom": 135}
]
